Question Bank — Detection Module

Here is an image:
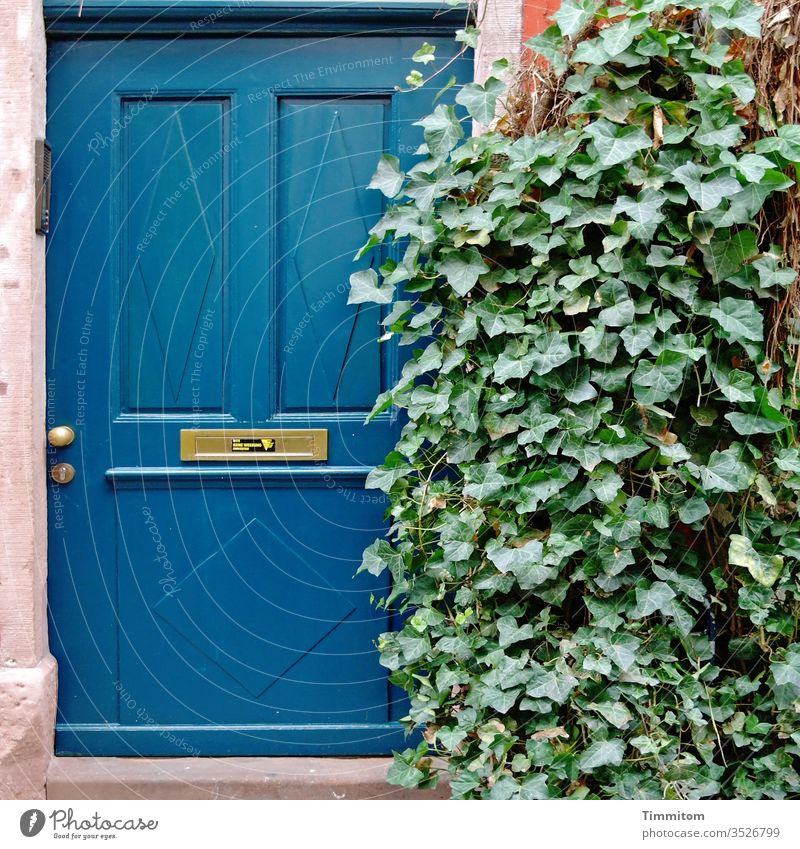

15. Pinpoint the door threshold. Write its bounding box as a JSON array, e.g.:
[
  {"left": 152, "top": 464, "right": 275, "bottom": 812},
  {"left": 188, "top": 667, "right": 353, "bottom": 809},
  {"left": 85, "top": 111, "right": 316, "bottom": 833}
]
[{"left": 46, "top": 756, "right": 448, "bottom": 800}]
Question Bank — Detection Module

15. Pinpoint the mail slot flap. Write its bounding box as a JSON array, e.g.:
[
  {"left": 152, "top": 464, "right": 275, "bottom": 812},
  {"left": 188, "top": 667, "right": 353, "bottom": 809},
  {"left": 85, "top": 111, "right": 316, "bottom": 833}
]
[{"left": 180, "top": 429, "right": 327, "bottom": 462}]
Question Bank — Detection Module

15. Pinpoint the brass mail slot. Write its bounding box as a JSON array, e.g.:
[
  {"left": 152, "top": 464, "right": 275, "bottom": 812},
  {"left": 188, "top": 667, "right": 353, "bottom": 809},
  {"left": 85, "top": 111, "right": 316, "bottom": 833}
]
[{"left": 180, "top": 429, "right": 327, "bottom": 462}]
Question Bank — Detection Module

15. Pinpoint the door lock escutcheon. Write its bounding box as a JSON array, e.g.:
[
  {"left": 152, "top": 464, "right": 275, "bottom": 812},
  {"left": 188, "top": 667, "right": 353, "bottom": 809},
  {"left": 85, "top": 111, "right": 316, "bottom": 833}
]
[
  {"left": 51, "top": 463, "right": 76, "bottom": 485},
  {"left": 48, "top": 425, "right": 75, "bottom": 447}
]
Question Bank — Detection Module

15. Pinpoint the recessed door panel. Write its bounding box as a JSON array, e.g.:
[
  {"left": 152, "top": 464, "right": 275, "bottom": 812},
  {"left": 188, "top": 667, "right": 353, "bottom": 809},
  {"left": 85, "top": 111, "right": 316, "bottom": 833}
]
[
  {"left": 122, "top": 99, "right": 227, "bottom": 413},
  {"left": 116, "top": 486, "right": 390, "bottom": 726},
  {"left": 279, "top": 97, "right": 388, "bottom": 413}
]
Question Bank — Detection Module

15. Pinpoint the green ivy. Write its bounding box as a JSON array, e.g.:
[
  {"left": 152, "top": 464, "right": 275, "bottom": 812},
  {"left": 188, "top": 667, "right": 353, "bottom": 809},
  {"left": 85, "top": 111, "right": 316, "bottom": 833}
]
[{"left": 351, "top": 0, "right": 800, "bottom": 800}]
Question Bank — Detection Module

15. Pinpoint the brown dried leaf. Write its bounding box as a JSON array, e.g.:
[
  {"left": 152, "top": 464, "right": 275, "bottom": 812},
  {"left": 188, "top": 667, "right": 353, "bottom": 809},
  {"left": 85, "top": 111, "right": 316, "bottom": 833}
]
[
  {"left": 711, "top": 501, "right": 736, "bottom": 526},
  {"left": 652, "top": 105, "right": 664, "bottom": 150},
  {"left": 532, "top": 727, "right": 569, "bottom": 741}
]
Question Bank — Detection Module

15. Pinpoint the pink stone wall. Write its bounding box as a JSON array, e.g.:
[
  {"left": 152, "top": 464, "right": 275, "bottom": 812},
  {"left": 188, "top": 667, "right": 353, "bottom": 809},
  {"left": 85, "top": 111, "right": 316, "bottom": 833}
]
[
  {"left": 0, "top": 0, "right": 56, "bottom": 800},
  {"left": 474, "top": 0, "right": 523, "bottom": 86}
]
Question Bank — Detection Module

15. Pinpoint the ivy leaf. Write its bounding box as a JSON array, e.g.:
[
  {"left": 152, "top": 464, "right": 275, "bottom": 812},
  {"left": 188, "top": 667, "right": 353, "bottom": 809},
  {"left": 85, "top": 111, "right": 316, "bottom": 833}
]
[
  {"left": 348, "top": 269, "right": 394, "bottom": 304},
  {"left": 585, "top": 118, "right": 653, "bottom": 168},
  {"left": 528, "top": 333, "right": 574, "bottom": 374},
  {"left": 365, "top": 454, "right": 411, "bottom": 490},
  {"left": 439, "top": 249, "right": 489, "bottom": 296},
  {"left": 671, "top": 163, "right": 741, "bottom": 212},
  {"left": 387, "top": 754, "right": 424, "bottom": 788},
  {"left": 463, "top": 463, "right": 507, "bottom": 500},
  {"left": 561, "top": 255, "right": 599, "bottom": 289},
  {"left": 596, "top": 632, "right": 641, "bottom": 672},
  {"left": 756, "top": 125, "right": 800, "bottom": 163},
  {"left": 599, "top": 14, "right": 649, "bottom": 58},
  {"left": 586, "top": 701, "right": 632, "bottom": 729},
  {"left": 455, "top": 77, "right": 505, "bottom": 125},
  {"left": 571, "top": 38, "right": 610, "bottom": 65},
  {"left": 712, "top": 366, "right": 756, "bottom": 403},
  {"left": 450, "top": 381, "right": 480, "bottom": 430},
  {"left": 589, "top": 472, "right": 624, "bottom": 504},
  {"left": 564, "top": 199, "right": 616, "bottom": 227},
  {"left": 412, "top": 42, "right": 436, "bottom": 64},
  {"left": 578, "top": 739, "right": 626, "bottom": 772},
  {"left": 598, "top": 429, "right": 648, "bottom": 463},
  {"left": 709, "top": 0, "right": 763, "bottom": 38},
  {"left": 752, "top": 255, "right": 797, "bottom": 289},
  {"left": 770, "top": 651, "right": 800, "bottom": 710},
  {"left": 776, "top": 448, "right": 800, "bottom": 473},
  {"left": 360, "top": 539, "right": 403, "bottom": 577},
  {"left": 736, "top": 153, "right": 775, "bottom": 182},
  {"left": 554, "top": 0, "right": 596, "bottom": 38},
  {"left": 541, "top": 193, "right": 572, "bottom": 223},
  {"left": 486, "top": 538, "right": 542, "bottom": 572},
  {"left": 725, "top": 412, "right": 788, "bottom": 435},
  {"left": 482, "top": 687, "right": 523, "bottom": 715},
  {"left": 632, "top": 351, "right": 687, "bottom": 403},
  {"left": 585, "top": 597, "right": 624, "bottom": 631},
  {"left": 613, "top": 189, "right": 666, "bottom": 240},
  {"left": 701, "top": 449, "right": 755, "bottom": 493},
  {"left": 474, "top": 302, "right": 525, "bottom": 337},
  {"left": 630, "top": 581, "right": 676, "bottom": 618},
  {"left": 404, "top": 172, "right": 460, "bottom": 212},
  {"left": 455, "top": 26, "right": 479, "bottom": 49},
  {"left": 688, "top": 67, "right": 756, "bottom": 105},
  {"left": 519, "top": 774, "right": 550, "bottom": 800},
  {"left": 598, "top": 298, "right": 635, "bottom": 328},
  {"left": 441, "top": 514, "right": 477, "bottom": 562},
  {"left": 408, "top": 384, "right": 451, "bottom": 419},
  {"left": 729, "top": 534, "right": 784, "bottom": 587},
  {"left": 485, "top": 538, "right": 556, "bottom": 588},
  {"left": 526, "top": 665, "right": 579, "bottom": 704},
  {"left": 405, "top": 69, "right": 424, "bottom": 88},
  {"left": 526, "top": 25, "right": 569, "bottom": 75},
  {"left": 709, "top": 296, "right": 763, "bottom": 343},
  {"left": 679, "top": 497, "right": 710, "bottom": 524},
  {"left": 585, "top": 119, "right": 652, "bottom": 168},
  {"left": 514, "top": 468, "right": 569, "bottom": 511},
  {"left": 497, "top": 616, "right": 535, "bottom": 648},
  {"left": 620, "top": 317, "right": 657, "bottom": 357},
  {"left": 415, "top": 104, "right": 463, "bottom": 157},
  {"left": 368, "top": 154, "right": 405, "bottom": 198},
  {"left": 494, "top": 345, "right": 534, "bottom": 383},
  {"left": 690, "top": 405, "right": 718, "bottom": 427},
  {"left": 694, "top": 121, "right": 743, "bottom": 150},
  {"left": 565, "top": 442, "right": 604, "bottom": 472},
  {"left": 700, "top": 231, "right": 759, "bottom": 283}
]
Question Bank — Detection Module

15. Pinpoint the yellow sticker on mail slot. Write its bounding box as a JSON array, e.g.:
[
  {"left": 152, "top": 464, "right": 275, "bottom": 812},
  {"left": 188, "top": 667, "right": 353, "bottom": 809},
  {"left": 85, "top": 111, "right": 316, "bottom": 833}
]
[{"left": 231, "top": 437, "right": 276, "bottom": 452}]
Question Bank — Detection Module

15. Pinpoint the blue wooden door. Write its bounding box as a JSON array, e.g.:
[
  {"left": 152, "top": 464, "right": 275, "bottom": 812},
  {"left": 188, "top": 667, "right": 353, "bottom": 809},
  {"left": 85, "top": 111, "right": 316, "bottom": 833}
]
[{"left": 46, "top": 34, "right": 469, "bottom": 755}]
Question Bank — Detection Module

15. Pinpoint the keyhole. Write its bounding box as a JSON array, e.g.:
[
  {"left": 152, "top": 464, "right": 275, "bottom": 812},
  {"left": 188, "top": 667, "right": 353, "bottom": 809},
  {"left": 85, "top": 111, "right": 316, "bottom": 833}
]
[{"left": 50, "top": 463, "right": 75, "bottom": 485}]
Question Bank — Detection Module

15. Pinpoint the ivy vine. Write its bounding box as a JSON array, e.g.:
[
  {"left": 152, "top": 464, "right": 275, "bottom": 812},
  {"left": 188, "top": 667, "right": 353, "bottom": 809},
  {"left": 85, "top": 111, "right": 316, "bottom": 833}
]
[{"left": 351, "top": 0, "right": 800, "bottom": 800}]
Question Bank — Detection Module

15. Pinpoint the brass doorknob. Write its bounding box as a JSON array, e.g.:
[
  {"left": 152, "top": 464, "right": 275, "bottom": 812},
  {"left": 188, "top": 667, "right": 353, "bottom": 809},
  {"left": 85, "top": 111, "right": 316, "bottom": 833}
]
[
  {"left": 48, "top": 426, "right": 75, "bottom": 447},
  {"left": 50, "top": 462, "right": 76, "bottom": 484}
]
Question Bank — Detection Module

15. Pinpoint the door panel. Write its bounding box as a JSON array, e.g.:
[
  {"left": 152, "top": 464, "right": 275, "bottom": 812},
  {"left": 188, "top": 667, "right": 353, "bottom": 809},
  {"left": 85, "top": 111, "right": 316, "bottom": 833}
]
[
  {"left": 46, "top": 34, "right": 470, "bottom": 755},
  {"left": 123, "top": 98, "right": 227, "bottom": 413},
  {"left": 279, "top": 96, "right": 388, "bottom": 414},
  {"left": 119, "top": 489, "right": 390, "bottom": 722}
]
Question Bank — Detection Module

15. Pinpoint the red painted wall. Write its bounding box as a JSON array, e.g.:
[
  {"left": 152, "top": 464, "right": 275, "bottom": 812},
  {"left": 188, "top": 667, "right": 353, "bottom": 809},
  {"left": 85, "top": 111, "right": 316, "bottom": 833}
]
[{"left": 522, "top": 0, "right": 560, "bottom": 42}]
